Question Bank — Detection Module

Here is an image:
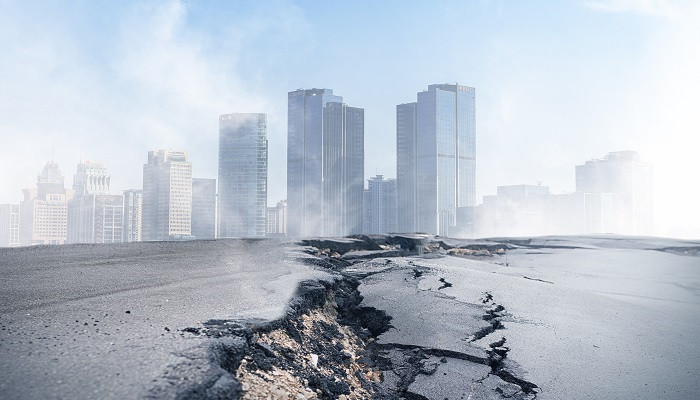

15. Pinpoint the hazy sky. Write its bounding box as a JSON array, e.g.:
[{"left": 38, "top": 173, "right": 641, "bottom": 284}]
[{"left": 0, "top": 0, "right": 698, "bottom": 238}]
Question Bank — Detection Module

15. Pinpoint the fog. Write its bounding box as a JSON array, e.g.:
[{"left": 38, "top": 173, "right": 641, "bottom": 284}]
[{"left": 0, "top": 0, "right": 698, "bottom": 239}]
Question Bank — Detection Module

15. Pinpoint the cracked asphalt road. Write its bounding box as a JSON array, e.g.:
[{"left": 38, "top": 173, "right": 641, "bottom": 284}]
[
  {"left": 0, "top": 235, "right": 698, "bottom": 399},
  {"left": 0, "top": 240, "right": 331, "bottom": 399}
]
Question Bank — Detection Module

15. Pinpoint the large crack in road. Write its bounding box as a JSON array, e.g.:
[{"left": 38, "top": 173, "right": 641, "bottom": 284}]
[{"left": 163, "top": 235, "right": 540, "bottom": 399}]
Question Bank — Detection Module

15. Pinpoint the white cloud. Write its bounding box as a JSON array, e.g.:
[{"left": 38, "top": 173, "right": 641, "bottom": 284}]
[{"left": 0, "top": 0, "right": 307, "bottom": 205}]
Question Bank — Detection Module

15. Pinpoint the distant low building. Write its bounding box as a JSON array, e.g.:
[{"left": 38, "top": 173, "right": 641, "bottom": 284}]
[
  {"left": 575, "top": 151, "right": 653, "bottom": 235},
  {"left": 467, "top": 185, "right": 550, "bottom": 238},
  {"left": 456, "top": 151, "right": 653, "bottom": 238},
  {"left": 549, "top": 192, "right": 618, "bottom": 235},
  {"left": 0, "top": 204, "right": 21, "bottom": 247}
]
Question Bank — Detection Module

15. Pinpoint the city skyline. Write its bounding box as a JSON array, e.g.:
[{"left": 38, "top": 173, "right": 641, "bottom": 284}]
[{"left": 0, "top": 1, "right": 698, "bottom": 238}]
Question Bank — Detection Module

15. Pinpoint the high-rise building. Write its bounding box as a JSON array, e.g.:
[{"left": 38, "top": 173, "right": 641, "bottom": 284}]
[
  {"left": 67, "top": 194, "right": 124, "bottom": 244},
  {"left": 218, "top": 113, "right": 268, "bottom": 238},
  {"left": 287, "top": 88, "right": 364, "bottom": 237},
  {"left": 72, "top": 161, "right": 110, "bottom": 196},
  {"left": 142, "top": 149, "right": 192, "bottom": 241},
  {"left": 19, "top": 161, "right": 73, "bottom": 245},
  {"left": 123, "top": 189, "right": 142, "bottom": 242},
  {"left": 67, "top": 161, "right": 123, "bottom": 244},
  {"left": 266, "top": 200, "right": 288, "bottom": 237},
  {"left": 0, "top": 204, "right": 21, "bottom": 247},
  {"left": 575, "top": 151, "right": 653, "bottom": 235},
  {"left": 363, "top": 175, "right": 397, "bottom": 234},
  {"left": 397, "top": 84, "right": 476, "bottom": 236},
  {"left": 396, "top": 102, "right": 418, "bottom": 233},
  {"left": 192, "top": 178, "right": 216, "bottom": 240}
]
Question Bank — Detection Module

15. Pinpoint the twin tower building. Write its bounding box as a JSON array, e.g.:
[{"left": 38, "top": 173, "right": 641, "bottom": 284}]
[{"left": 220, "top": 83, "right": 476, "bottom": 238}]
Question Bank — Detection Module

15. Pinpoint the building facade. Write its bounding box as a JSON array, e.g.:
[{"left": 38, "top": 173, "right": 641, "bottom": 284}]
[
  {"left": 192, "top": 178, "right": 216, "bottom": 240},
  {"left": 266, "top": 200, "right": 288, "bottom": 237},
  {"left": 67, "top": 194, "right": 124, "bottom": 244},
  {"left": 0, "top": 204, "right": 21, "bottom": 247},
  {"left": 142, "top": 149, "right": 192, "bottom": 241},
  {"left": 67, "top": 161, "right": 123, "bottom": 244},
  {"left": 287, "top": 88, "right": 364, "bottom": 237},
  {"left": 218, "top": 113, "right": 268, "bottom": 238},
  {"left": 122, "top": 189, "right": 142, "bottom": 242},
  {"left": 397, "top": 84, "right": 476, "bottom": 236},
  {"left": 19, "top": 162, "right": 73, "bottom": 245},
  {"left": 72, "top": 161, "right": 110, "bottom": 197},
  {"left": 396, "top": 102, "right": 418, "bottom": 233},
  {"left": 575, "top": 151, "right": 653, "bottom": 235},
  {"left": 363, "top": 175, "right": 397, "bottom": 234}
]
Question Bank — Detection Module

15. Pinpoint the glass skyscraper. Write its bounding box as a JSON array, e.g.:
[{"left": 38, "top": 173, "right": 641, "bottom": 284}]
[
  {"left": 287, "top": 88, "right": 364, "bottom": 237},
  {"left": 396, "top": 102, "right": 418, "bottom": 233},
  {"left": 218, "top": 113, "right": 268, "bottom": 238},
  {"left": 397, "top": 84, "right": 476, "bottom": 236}
]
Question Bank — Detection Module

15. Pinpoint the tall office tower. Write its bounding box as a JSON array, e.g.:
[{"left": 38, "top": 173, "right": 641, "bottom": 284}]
[
  {"left": 287, "top": 88, "right": 364, "bottom": 237},
  {"left": 396, "top": 102, "right": 417, "bottom": 233},
  {"left": 142, "top": 149, "right": 193, "bottom": 241},
  {"left": 19, "top": 161, "right": 73, "bottom": 245},
  {"left": 363, "top": 175, "right": 397, "bottom": 234},
  {"left": 122, "top": 189, "right": 142, "bottom": 242},
  {"left": 397, "top": 84, "right": 476, "bottom": 236},
  {"left": 575, "top": 151, "right": 653, "bottom": 235},
  {"left": 72, "top": 161, "right": 110, "bottom": 196},
  {"left": 218, "top": 113, "right": 268, "bottom": 238},
  {"left": 0, "top": 204, "right": 21, "bottom": 247},
  {"left": 192, "top": 178, "right": 216, "bottom": 240},
  {"left": 67, "top": 161, "right": 123, "bottom": 244},
  {"left": 265, "top": 199, "right": 288, "bottom": 237}
]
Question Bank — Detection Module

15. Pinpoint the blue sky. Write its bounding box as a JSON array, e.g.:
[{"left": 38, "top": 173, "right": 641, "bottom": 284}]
[{"left": 0, "top": 0, "right": 698, "bottom": 237}]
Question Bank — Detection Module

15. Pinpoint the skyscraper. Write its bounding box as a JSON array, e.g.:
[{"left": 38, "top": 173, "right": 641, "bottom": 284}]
[
  {"left": 575, "top": 151, "right": 653, "bottom": 235},
  {"left": 266, "top": 199, "right": 288, "bottom": 238},
  {"left": 122, "top": 189, "right": 142, "bottom": 242},
  {"left": 0, "top": 204, "right": 21, "bottom": 247},
  {"left": 363, "top": 175, "right": 397, "bottom": 234},
  {"left": 287, "top": 88, "right": 364, "bottom": 237},
  {"left": 218, "top": 113, "right": 268, "bottom": 238},
  {"left": 396, "top": 102, "right": 417, "bottom": 233},
  {"left": 397, "top": 84, "right": 476, "bottom": 236},
  {"left": 192, "top": 178, "right": 216, "bottom": 240},
  {"left": 67, "top": 161, "right": 123, "bottom": 244},
  {"left": 72, "top": 161, "right": 110, "bottom": 197},
  {"left": 142, "top": 149, "right": 192, "bottom": 241},
  {"left": 19, "top": 161, "right": 73, "bottom": 245}
]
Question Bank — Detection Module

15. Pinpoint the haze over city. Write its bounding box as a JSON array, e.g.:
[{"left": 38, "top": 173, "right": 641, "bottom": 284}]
[
  {"left": 1, "top": 0, "right": 699, "bottom": 238},
  {"left": 1, "top": 2, "right": 699, "bottom": 400}
]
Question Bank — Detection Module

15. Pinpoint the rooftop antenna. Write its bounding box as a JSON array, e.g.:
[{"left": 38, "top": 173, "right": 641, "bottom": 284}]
[{"left": 51, "top": 144, "right": 55, "bottom": 163}]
